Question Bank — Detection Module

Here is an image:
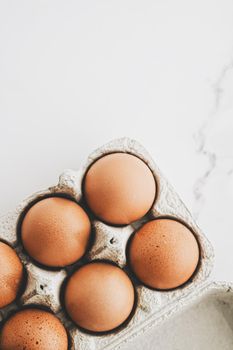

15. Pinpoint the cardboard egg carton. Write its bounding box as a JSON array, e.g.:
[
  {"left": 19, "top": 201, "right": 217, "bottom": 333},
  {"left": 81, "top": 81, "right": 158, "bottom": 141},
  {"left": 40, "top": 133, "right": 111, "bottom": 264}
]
[
  {"left": 0, "top": 137, "right": 215, "bottom": 350},
  {"left": 120, "top": 281, "right": 233, "bottom": 350}
]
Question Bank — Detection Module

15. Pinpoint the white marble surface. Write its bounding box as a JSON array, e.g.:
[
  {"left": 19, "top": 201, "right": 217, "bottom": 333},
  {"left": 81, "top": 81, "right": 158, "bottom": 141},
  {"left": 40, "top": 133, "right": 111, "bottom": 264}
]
[{"left": 0, "top": 0, "right": 233, "bottom": 296}]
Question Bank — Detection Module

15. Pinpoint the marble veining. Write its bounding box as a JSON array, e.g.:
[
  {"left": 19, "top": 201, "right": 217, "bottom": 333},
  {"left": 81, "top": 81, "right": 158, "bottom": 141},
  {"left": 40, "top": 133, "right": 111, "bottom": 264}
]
[{"left": 193, "top": 58, "right": 233, "bottom": 219}]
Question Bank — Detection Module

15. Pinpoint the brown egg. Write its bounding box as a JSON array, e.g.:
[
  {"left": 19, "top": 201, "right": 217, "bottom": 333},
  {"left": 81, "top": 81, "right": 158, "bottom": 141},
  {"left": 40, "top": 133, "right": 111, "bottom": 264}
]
[
  {"left": 64, "top": 262, "right": 135, "bottom": 332},
  {"left": 0, "top": 308, "right": 68, "bottom": 350},
  {"left": 128, "top": 219, "right": 200, "bottom": 290},
  {"left": 0, "top": 242, "right": 23, "bottom": 308},
  {"left": 21, "top": 197, "right": 91, "bottom": 267},
  {"left": 83, "top": 153, "right": 156, "bottom": 225}
]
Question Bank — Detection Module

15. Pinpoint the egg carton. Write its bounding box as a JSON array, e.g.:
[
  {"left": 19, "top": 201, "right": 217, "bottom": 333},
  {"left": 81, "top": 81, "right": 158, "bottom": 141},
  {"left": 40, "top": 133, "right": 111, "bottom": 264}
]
[
  {"left": 119, "top": 281, "right": 233, "bottom": 350},
  {"left": 0, "top": 137, "right": 214, "bottom": 350}
]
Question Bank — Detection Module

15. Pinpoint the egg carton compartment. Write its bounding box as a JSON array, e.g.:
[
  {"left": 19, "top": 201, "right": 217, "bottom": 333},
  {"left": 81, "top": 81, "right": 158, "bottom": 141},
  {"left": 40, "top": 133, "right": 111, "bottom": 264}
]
[{"left": 0, "top": 137, "right": 214, "bottom": 350}]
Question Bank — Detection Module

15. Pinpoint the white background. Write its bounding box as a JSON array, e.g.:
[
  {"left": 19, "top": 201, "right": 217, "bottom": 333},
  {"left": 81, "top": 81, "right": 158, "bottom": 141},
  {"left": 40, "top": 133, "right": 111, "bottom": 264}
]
[{"left": 0, "top": 0, "right": 233, "bottom": 284}]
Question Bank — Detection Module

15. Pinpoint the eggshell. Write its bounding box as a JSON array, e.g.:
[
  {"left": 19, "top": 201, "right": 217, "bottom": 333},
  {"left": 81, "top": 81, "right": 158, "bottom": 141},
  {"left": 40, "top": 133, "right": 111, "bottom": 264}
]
[
  {"left": 0, "top": 308, "right": 68, "bottom": 350},
  {"left": 83, "top": 153, "right": 156, "bottom": 225},
  {"left": 128, "top": 218, "right": 200, "bottom": 290},
  {"left": 21, "top": 197, "right": 91, "bottom": 267},
  {"left": 64, "top": 262, "right": 135, "bottom": 333},
  {"left": 0, "top": 242, "right": 23, "bottom": 308}
]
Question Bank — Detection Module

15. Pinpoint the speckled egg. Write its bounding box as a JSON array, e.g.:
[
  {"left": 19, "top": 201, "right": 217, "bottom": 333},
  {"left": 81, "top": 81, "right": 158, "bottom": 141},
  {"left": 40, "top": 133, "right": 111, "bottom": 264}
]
[
  {"left": 21, "top": 196, "right": 91, "bottom": 267},
  {"left": 0, "top": 241, "right": 23, "bottom": 308},
  {"left": 0, "top": 308, "right": 68, "bottom": 350},
  {"left": 128, "top": 218, "right": 200, "bottom": 290},
  {"left": 64, "top": 262, "right": 135, "bottom": 332},
  {"left": 83, "top": 153, "right": 156, "bottom": 225}
]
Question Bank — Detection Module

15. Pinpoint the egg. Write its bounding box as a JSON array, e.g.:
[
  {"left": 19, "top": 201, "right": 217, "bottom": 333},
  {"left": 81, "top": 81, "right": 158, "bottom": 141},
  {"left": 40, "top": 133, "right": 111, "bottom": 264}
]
[
  {"left": 0, "top": 308, "right": 68, "bottom": 349},
  {"left": 21, "top": 197, "right": 91, "bottom": 267},
  {"left": 128, "top": 218, "right": 200, "bottom": 290},
  {"left": 83, "top": 153, "right": 156, "bottom": 225},
  {"left": 64, "top": 262, "right": 135, "bottom": 333},
  {"left": 0, "top": 242, "right": 23, "bottom": 308}
]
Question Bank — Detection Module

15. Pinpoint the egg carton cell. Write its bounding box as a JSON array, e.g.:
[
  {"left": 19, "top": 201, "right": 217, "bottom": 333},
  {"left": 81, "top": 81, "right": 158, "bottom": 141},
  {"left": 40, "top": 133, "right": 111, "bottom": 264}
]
[{"left": 0, "top": 137, "right": 214, "bottom": 350}]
